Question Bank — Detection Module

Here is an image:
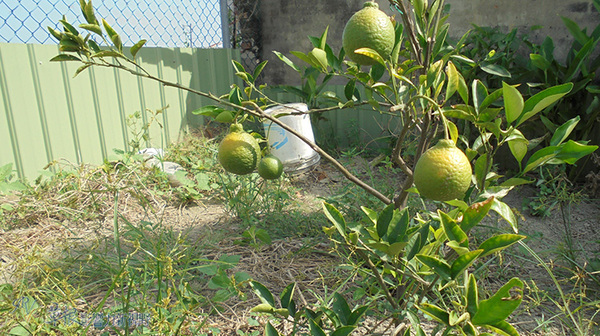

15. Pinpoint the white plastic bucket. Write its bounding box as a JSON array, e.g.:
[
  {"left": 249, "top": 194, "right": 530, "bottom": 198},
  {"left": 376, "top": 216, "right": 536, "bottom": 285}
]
[{"left": 263, "top": 103, "right": 320, "bottom": 173}]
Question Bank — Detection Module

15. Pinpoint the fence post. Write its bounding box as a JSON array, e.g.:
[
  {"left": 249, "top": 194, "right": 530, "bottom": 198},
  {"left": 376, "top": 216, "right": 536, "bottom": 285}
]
[{"left": 220, "top": 0, "right": 231, "bottom": 48}]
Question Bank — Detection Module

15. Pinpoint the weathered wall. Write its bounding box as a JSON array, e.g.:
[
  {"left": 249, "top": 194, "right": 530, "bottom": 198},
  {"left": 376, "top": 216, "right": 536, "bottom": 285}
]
[{"left": 260, "top": 0, "right": 599, "bottom": 85}]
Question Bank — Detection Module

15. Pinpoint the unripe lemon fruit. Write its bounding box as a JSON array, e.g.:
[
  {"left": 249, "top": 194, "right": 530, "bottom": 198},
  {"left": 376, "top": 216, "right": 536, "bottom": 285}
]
[
  {"left": 342, "top": 1, "right": 395, "bottom": 65},
  {"left": 215, "top": 110, "right": 235, "bottom": 123},
  {"left": 218, "top": 123, "right": 261, "bottom": 175},
  {"left": 258, "top": 154, "right": 284, "bottom": 180},
  {"left": 413, "top": 139, "right": 472, "bottom": 201}
]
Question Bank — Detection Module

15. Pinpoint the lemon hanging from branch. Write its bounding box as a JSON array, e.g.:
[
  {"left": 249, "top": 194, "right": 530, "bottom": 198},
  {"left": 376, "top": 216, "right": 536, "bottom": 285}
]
[
  {"left": 218, "top": 123, "right": 261, "bottom": 175},
  {"left": 413, "top": 139, "right": 472, "bottom": 201},
  {"left": 342, "top": 1, "right": 395, "bottom": 65}
]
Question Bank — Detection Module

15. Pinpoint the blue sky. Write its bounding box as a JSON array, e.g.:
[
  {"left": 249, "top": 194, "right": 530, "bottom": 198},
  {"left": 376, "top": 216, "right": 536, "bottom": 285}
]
[{"left": 0, "top": 0, "right": 224, "bottom": 48}]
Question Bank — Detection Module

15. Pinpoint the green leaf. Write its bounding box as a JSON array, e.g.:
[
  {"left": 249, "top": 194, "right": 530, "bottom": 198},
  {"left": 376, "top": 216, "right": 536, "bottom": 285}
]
[
  {"left": 565, "top": 39, "right": 598, "bottom": 82},
  {"left": 50, "top": 54, "right": 82, "bottom": 62},
  {"left": 60, "top": 19, "right": 79, "bottom": 35},
  {"left": 73, "top": 63, "right": 92, "bottom": 77},
  {"left": 480, "top": 62, "right": 511, "bottom": 78},
  {"left": 231, "top": 59, "right": 245, "bottom": 73},
  {"left": 348, "top": 305, "right": 369, "bottom": 325},
  {"left": 446, "top": 240, "right": 471, "bottom": 255},
  {"left": 309, "top": 47, "right": 329, "bottom": 71},
  {"left": 550, "top": 116, "right": 580, "bottom": 146},
  {"left": 264, "top": 322, "right": 281, "bottom": 336},
  {"left": 474, "top": 153, "right": 489, "bottom": 190},
  {"left": 472, "top": 80, "right": 488, "bottom": 114},
  {"left": 484, "top": 320, "right": 520, "bottom": 336},
  {"left": 448, "top": 120, "right": 459, "bottom": 144},
  {"left": 561, "top": 16, "right": 590, "bottom": 45},
  {"left": 523, "top": 146, "right": 559, "bottom": 173},
  {"left": 490, "top": 199, "right": 518, "bottom": 233},
  {"left": 516, "top": 83, "right": 573, "bottom": 127},
  {"left": 273, "top": 51, "right": 300, "bottom": 73},
  {"left": 387, "top": 208, "right": 409, "bottom": 244},
  {"left": 530, "top": 53, "right": 551, "bottom": 71},
  {"left": 479, "top": 88, "right": 503, "bottom": 114},
  {"left": 500, "top": 177, "right": 533, "bottom": 187},
  {"left": 332, "top": 293, "right": 351, "bottom": 325},
  {"left": 9, "top": 326, "right": 31, "bottom": 336},
  {"left": 91, "top": 50, "right": 124, "bottom": 58},
  {"left": 354, "top": 47, "right": 385, "bottom": 66},
  {"left": 466, "top": 273, "right": 479, "bottom": 317},
  {"left": 503, "top": 82, "right": 523, "bottom": 124},
  {"left": 280, "top": 283, "right": 296, "bottom": 310},
  {"left": 416, "top": 255, "right": 452, "bottom": 280},
  {"left": 78, "top": 23, "right": 102, "bottom": 35},
  {"left": 345, "top": 79, "right": 357, "bottom": 101},
  {"left": 458, "top": 73, "right": 470, "bottom": 104},
  {"left": 130, "top": 39, "right": 147, "bottom": 58},
  {"left": 443, "top": 106, "right": 476, "bottom": 121},
  {"left": 451, "top": 249, "right": 483, "bottom": 279},
  {"left": 101, "top": 19, "right": 121, "bottom": 51},
  {"left": 253, "top": 60, "right": 268, "bottom": 81},
  {"left": 330, "top": 327, "right": 356, "bottom": 336},
  {"left": 361, "top": 206, "right": 378, "bottom": 225},
  {"left": 319, "top": 26, "right": 329, "bottom": 50},
  {"left": 445, "top": 61, "right": 460, "bottom": 101},
  {"left": 81, "top": 0, "right": 98, "bottom": 25},
  {"left": 406, "top": 232, "right": 422, "bottom": 261},
  {"left": 87, "top": 39, "right": 100, "bottom": 53},
  {"left": 309, "top": 318, "right": 327, "bottom": 336},
  {"left": 58, "top": 39, "right": 80, "bottom": 52},
  {"left": 250, "top": 281, "right": 275, "bottom": 306},
  {"left": 290, "top": 51, "right": 317, "bottom": 69},
  {"left": 478, "top": 234, "right": 526, "bottom": 258},
  {"left": 507, "top": 130, "right": 528, "bottom": 169},
  {"left": 376, "top": 203, "right": 394, "bottom": 239},
  {"left": 191, "top": 105, "right": 224, "bottom": 118},
  {"left": 553, "top": 140, "right": 598, "bottom": 164},
  {"left": 472, "top": 278, "right": 524, "bottom": 325},
  {"left": 47, "top": 27, "right": 63, "bottom": 41},
  {"left": 439, "top": 210, "right": 468, "bottom": 247},
  {"left": 418, "top": 303, "right": 450, "bottom": 325},
  {"left": 323, "top": 202, "right": 347, "bottom": 238}
]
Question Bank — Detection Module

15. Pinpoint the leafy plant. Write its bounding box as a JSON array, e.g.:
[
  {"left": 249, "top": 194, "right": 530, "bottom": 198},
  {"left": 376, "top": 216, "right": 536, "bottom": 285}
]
[{"left": 47, "top": 0, "right": 599, "bottom": 335}]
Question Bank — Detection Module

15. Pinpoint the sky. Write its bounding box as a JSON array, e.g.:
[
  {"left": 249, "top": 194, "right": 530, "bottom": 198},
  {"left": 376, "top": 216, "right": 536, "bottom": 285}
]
[{"left": 0, "top": 0, "right": 225, "bottom": 48}]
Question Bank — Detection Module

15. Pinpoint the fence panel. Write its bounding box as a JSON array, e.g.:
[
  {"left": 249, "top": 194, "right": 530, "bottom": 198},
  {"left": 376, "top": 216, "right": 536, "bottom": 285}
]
[{"left": 0, "top": 43, "right": 241, "bottom": 180}]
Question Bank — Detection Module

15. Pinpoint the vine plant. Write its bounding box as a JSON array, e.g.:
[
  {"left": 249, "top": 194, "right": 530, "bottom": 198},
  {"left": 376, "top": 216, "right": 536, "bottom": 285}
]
[{"left": 49, "top": 0, "right": 597, "bottom": 335}]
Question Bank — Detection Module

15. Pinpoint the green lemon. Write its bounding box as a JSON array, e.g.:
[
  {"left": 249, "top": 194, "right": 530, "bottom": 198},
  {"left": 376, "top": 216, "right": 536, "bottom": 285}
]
[
  {"left": 413, "top": 139, "right": 472, "bottom": 201},
  {"left": 217, "top": 123, "right": 261, "bottom": 175},
  {"left": 342, "top": 1, "right": 395, "bottom": 65},
  {"left": 258, "top": 154, "right": 284, "bottom": 180},
  {"left": 215, "top": 110, "right": 235, "bottom": 123}
]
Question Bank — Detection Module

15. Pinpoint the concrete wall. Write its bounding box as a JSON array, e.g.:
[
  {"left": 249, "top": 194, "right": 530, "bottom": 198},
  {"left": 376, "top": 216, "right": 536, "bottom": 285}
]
[{"left": 259, "top": 0, "right": 599, "bottom": 85}]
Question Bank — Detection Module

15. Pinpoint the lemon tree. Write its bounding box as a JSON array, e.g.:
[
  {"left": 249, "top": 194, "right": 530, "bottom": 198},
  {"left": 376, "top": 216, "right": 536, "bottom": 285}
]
[{"left": 50, "top": 1, "right": 598, "bottom": 335}]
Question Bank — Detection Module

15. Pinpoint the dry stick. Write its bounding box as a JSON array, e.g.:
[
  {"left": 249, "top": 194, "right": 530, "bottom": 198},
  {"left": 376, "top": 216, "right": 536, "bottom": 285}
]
[{"left": 87, "top": 60, "right": 393, "bottom": 205}]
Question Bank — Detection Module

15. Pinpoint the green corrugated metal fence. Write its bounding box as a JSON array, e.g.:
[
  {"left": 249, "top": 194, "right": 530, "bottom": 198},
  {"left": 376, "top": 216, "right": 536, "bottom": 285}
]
[{"left": 0, "top": 43, "right": 241, "bottom": 180}]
